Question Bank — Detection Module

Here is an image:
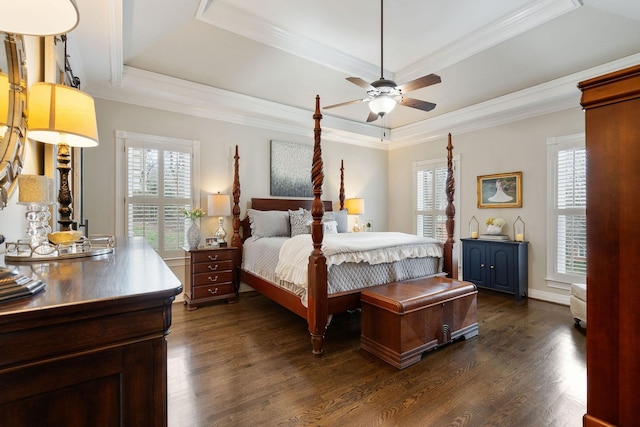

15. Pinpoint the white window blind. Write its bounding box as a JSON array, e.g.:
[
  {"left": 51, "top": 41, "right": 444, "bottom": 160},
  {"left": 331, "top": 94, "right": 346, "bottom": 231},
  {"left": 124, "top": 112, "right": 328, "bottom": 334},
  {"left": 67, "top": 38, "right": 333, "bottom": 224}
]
[
  {"left": 547, "top": 134, "right": 586, "bottom": 285},
  {"left": 116, "top": 131, "right": 199, "bottom": 260},
  {"left": 415, "top": 161, "right": 448, "bottom": 243}
]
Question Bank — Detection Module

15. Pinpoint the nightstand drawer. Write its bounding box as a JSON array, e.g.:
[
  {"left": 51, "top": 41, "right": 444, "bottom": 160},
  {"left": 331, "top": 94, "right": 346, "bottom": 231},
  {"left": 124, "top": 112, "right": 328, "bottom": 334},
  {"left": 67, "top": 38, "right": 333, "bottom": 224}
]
[
  {"left": 192, "top": 259, "right": 233, "bottom": 274},
  {"left": 192, "top": 283, "right": 235, "bottom": 299},
  {"left": 192, "top": 250, "right": 235, "bottom": 263},
  {"left": 193, "top": 270, "right": 234, "bottom": 286}
]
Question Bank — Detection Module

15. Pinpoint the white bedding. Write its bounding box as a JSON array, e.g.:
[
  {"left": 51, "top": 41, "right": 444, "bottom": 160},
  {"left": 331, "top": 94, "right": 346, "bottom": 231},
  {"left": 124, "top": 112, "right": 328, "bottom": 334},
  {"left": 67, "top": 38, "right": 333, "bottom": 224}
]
[{"left": 275, "top": 232, "right": 443, "bottom": 288}]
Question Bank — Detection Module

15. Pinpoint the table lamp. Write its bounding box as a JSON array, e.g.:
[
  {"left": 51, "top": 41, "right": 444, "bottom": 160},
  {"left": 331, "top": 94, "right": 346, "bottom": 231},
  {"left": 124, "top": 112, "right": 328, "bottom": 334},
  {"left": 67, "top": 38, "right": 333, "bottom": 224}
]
[
  {"left": 27, "top": 82, "right": 99, "bottom": 231},
  {"left": 344, "top": 197, "right": 365, "bottom": 232},
  {"left": 208, "top": 192, "right": 232, "bottom": 243}
]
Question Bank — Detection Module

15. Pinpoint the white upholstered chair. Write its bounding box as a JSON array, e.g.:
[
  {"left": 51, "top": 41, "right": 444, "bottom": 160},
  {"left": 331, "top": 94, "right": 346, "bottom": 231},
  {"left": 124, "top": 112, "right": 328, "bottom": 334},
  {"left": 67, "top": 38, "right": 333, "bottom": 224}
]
[{"left": 570, "top": 283, "right": 586, "bottom": 327}]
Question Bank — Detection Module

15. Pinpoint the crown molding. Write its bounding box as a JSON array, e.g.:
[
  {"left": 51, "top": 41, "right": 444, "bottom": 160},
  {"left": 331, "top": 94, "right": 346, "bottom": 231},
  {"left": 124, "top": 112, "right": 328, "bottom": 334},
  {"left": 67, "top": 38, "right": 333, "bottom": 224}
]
[
  {"left": 390, "top": 51, "right": 640, "bottom": 149},
  {"left": 85, "top": 53, "right": 640, "bottom": 152},
  {"left": 398, "top": 0, "right": 582, "bottom": 81},
  {"left": 195, "top": 0, "right": 384, "bottom": 83},
  {"left": 195, "top": 0, "right": 581, "bottom": 85},
  {"left": 85, "top": 66, "right": 390, "bottom": 147}
]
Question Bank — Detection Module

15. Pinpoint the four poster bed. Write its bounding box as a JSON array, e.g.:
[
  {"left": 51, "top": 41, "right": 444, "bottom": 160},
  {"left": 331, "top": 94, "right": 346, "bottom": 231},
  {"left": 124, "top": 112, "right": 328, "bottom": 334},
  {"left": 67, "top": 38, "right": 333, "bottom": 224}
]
[{"left": 230, "top": 96, "right": 457, "bottom": 355}]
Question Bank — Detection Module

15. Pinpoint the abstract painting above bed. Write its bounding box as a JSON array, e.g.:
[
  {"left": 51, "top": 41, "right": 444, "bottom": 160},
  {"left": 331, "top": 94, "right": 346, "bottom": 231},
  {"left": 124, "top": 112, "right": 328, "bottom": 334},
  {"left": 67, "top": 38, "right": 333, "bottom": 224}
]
[{"left": 270, "top": 140, "right": 313, "bottom": 197}]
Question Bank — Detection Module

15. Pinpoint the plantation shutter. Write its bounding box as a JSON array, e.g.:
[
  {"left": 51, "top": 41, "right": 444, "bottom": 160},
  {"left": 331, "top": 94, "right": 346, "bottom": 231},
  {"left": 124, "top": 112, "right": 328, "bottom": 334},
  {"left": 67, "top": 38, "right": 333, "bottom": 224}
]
[
  {"left": 416, "top": 163, "right": 448, "bottom": 243},
  {"left": 125, "top": 143, "right": 192, "bottom": 258},
  {"left": 555, "top": 146, "right": 587, "bottom": 275}
]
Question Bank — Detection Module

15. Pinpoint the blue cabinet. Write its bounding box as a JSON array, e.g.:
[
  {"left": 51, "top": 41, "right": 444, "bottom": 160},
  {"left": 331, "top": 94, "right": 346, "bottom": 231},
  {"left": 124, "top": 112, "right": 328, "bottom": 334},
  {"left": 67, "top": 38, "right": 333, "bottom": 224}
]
[{"left": 461, "top": 239, "right": 528, "bottom": 301}]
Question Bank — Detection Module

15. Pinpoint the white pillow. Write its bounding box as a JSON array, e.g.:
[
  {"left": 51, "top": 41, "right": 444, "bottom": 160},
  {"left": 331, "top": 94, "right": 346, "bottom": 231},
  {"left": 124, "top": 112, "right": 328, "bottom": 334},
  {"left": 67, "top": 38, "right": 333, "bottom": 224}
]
[
  {"left": 247, "top": 209, "right": 290, "bottom": 238},
  {"left": 323, "top": 220, "right": 338, "bottom": 234}
]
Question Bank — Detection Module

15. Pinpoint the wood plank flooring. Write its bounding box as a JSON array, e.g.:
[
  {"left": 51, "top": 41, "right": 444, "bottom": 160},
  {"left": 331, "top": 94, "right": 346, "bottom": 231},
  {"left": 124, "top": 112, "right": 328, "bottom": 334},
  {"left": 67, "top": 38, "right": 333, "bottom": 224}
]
[{"left": 167, "top": 290, "right": 586, "bottom": 426}]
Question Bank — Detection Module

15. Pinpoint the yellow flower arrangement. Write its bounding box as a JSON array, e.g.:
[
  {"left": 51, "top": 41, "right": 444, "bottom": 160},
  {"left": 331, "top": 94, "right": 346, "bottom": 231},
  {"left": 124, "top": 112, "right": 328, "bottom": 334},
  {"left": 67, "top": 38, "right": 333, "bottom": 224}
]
[
  {"left": 183, "top": 207, "right": 205, "bottom": 221},
  {"left": 485, "top": 217, "right": 505, "bottom": 227}
]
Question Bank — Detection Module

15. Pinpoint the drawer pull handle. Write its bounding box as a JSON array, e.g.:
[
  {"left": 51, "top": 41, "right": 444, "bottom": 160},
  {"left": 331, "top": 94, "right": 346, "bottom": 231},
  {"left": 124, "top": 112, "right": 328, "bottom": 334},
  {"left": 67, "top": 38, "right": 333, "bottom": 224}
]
[
  {"left": 207, "top": 275, "right": 219, "bottom": 282},
  {"left": 207, "top": 265, "right": 219, "bottom": 271},
  {"left": 490, "top": 265, "right": 495, "bottom": 269},
  {"left": 208, "top": 254, "right": 219, "bottom": 261},
  {"left": 480, "top": 264, "right": 485, "bottom": 268},
  {"left": 208, "top": 287, "right": 219, "bottom": 295}
]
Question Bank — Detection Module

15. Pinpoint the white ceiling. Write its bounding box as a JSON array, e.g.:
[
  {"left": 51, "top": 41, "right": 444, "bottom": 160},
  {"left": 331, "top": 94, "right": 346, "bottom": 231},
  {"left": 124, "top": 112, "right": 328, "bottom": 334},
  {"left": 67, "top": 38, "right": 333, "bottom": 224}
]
[{"left": 68, "top": 0, "right": 640, "bottom": 147}]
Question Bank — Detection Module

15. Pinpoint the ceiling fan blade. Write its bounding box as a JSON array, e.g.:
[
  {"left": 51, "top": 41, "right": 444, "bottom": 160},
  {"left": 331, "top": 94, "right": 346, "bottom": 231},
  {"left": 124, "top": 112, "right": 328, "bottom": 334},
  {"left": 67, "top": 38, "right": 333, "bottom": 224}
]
[
  {"left": 396, "top": 74, "right": 441, "bottom": 93},
  {"left": 400, "top": 97, "right": 437, "bottom": 112},
  {"left": 366, "top": 111, "right": 379, "bottom": 122},
  {"left": 346, "top": 77, "right": 375, "bottom": 90},
  {"left": 324, "top": 99, "right": 369, "bottom": 109}
]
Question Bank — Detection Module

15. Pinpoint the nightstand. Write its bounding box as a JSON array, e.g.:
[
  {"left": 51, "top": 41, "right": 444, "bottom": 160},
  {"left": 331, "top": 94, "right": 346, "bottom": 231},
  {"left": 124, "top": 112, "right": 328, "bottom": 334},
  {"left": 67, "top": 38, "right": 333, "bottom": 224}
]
[{"left": 184, "top": 246, "right": 240, "bottom": 310}]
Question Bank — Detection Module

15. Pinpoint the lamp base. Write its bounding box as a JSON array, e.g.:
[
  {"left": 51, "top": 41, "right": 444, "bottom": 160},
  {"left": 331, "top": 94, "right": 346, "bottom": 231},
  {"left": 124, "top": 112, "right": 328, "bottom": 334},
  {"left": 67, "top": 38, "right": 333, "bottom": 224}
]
[{"left": 214, "top": 217, "right": 227, "bottom": 242}]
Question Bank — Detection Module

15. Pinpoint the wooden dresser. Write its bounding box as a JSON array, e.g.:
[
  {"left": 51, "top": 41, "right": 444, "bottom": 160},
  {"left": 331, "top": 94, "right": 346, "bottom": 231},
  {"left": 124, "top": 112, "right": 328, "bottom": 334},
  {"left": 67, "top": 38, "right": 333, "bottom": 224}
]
[
  {"left": 0, "top": 237, "right": 182, "bottom": 427},
  {"left": 579, "top": 64, "right": 640, "bottom": 426},
  {"left": 184, "top": 246, "right": 240, "bottom": 309}
]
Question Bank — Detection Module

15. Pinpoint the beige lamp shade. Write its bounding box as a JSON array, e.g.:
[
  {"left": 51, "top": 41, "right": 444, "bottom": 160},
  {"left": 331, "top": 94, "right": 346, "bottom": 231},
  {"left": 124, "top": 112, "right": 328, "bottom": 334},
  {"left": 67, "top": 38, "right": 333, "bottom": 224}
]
[
  {"left": 28, "top": 82, "right": 99, "bottom": 147},
  {"left": 344, "top": 198, "right": 365, "bottom": 215},
  {"left": 18, "top": 174, "right": 53, "bottom": 204},
  {"left": 208, "top": 193, "right": 232, "bottom": 217},
  {"left": 0, "top": 0, "right": 79, "bottom": 36}
]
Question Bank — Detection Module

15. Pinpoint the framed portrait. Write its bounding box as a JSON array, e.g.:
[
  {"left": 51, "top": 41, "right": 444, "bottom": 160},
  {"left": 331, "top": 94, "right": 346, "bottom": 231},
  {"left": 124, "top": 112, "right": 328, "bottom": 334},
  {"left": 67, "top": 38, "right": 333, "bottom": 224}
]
[
  {"left": 205, "top": 237, "right": 218, "bottom": 247},
  {"left": 477, "top": 172, "right": 522, "bottom": 208}
]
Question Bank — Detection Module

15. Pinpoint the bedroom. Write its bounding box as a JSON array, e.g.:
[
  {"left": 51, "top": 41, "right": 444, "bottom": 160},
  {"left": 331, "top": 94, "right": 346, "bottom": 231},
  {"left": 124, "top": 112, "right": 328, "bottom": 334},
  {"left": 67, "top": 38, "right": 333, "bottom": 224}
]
[{"left": 0, "top": 0, "right": 639, "bottom": 425}]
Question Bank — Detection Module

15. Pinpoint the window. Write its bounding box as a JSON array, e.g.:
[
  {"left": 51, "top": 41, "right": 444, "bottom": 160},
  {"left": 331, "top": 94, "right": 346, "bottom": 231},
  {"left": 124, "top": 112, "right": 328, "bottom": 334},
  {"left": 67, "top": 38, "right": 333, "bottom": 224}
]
[
  {"left": 547, "top": 133, "right": 586, "bottom": 286},
  {"left": 414, "top": 156, "right": 459, "bottom": 244},
  {"left": 116, "top": 131, "right": 200, "bottom": 259}
]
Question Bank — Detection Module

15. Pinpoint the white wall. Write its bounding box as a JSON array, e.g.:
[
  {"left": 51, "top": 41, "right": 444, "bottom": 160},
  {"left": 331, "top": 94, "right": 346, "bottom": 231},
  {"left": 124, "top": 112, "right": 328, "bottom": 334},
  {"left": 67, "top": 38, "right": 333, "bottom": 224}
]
[
  {"left": 82, "top": 99, "right": 389, "bottom": 285},
  {"left": 388, "top": 107, "right": 585, "bottom": 303}
]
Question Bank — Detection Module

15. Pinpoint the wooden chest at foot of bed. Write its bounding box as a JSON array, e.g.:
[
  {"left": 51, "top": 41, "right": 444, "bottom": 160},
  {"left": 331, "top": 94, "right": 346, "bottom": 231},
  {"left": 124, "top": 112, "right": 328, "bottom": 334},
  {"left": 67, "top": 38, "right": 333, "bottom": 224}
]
[{"left": 361, "top": 277, "right": 479, "bottom": 369}]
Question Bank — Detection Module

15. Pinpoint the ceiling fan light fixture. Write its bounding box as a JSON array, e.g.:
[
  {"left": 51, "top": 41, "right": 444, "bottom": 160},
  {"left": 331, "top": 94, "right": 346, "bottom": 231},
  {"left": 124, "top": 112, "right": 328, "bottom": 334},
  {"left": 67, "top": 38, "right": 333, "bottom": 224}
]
[{"left": 369, "top": 95, "right": 397, "bottom": 116}]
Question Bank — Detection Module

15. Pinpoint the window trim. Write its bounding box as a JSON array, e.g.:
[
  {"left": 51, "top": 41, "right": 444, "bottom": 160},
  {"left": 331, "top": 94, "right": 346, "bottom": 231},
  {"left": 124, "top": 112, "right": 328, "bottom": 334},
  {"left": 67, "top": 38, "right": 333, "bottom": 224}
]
[
  {"left": 546, "top": 132, "right": 586, "bottom": 289},
  {"left": 115, "top": 130, "right": 200, "bottom": 260}
]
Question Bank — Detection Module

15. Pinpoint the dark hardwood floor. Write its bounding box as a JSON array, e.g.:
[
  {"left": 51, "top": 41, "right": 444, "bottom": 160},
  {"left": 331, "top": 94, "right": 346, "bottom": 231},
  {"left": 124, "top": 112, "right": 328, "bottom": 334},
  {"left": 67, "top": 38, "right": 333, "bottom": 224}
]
[{"left": 167, "top": 290, "right": 586, "bottom": 426}]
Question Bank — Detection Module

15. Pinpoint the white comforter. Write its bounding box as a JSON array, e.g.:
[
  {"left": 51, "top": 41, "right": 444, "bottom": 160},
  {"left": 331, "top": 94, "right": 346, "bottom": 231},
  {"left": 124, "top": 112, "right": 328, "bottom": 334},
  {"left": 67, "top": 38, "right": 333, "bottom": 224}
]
[{"left": 275, "top": 232, "right": 443, "bottom": 287}]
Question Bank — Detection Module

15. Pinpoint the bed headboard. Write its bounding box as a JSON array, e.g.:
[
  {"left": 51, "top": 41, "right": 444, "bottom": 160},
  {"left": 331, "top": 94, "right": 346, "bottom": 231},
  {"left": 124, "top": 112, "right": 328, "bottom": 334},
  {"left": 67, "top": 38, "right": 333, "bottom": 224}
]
[{"left": 239, "top": 198, "right": 333, "bottom": 241}]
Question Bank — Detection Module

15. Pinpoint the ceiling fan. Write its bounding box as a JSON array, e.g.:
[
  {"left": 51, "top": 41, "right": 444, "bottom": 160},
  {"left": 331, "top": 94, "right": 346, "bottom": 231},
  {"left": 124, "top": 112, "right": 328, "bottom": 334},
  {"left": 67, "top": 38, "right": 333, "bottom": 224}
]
[{"left": 324, "top": 0, "right": 441, "bottom": 123}]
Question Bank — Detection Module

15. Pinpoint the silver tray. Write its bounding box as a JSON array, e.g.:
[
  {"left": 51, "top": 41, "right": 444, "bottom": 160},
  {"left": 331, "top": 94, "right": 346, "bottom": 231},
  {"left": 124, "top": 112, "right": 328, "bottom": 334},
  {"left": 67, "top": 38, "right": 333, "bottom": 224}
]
[{"left": 4, "top": 235, "right": 115, "bottom": 262}]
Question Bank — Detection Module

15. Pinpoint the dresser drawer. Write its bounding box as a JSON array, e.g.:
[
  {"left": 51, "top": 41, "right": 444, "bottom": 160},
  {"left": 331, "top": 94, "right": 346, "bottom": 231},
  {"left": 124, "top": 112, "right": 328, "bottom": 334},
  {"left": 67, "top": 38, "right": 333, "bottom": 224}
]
[
  {"left": 192, "top": 283, "right": 235, "bottom": 300},
  {"left": 192, "top": 270, "right": 234, "bottom": 286},
  {"left": 192, "top": 250, "right": 235, "bottom": 263},
  {"left": 192, "top": 259, "right": 233, "bottom": 274}
]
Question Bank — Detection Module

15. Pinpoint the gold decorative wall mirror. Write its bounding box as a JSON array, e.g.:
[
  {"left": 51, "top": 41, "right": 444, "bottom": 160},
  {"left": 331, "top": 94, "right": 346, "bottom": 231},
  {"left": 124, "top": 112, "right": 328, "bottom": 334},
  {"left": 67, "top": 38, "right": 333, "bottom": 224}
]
[{"left": 0, "top": 33, "right": 27, "bottom": 210}]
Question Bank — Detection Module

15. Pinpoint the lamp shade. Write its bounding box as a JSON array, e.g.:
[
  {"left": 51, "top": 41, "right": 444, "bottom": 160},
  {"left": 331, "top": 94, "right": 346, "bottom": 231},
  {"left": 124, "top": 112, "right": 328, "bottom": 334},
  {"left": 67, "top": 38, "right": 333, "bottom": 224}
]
[
  {"left": 0, "top": 0, "right": 79, "bottom": 36},
  {"left": 368, "top": 95, "right": 397, "bottom": 116},
  {"left": 344, "top": 198, "right": 365, "bottom": 215},
  {"left": 208, "top": 193, "right": 232, "bottom": 217},
  {"left": 28, "top": 82, "right": 99, "bottom": 147},
  {"left": 18, "top": 175, "right": 53, "bottom": 204}
]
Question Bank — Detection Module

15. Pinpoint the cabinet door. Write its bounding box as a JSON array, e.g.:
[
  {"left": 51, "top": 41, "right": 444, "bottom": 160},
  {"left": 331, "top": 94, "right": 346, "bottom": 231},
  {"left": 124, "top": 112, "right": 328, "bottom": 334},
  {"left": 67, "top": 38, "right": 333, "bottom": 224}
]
[
  {"left": 463, "top": 241, "right": 487, "bottom": 288},
  {"left": 488, "top": 244, "right": 516, "bottom": 293}
]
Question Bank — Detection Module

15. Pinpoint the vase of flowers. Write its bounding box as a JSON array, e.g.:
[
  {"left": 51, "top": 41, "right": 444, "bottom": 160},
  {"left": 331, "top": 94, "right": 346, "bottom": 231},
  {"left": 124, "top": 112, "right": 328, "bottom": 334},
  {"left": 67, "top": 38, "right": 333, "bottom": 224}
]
[
  {"left": 183, "top": 207, "right": 205, "bottom": 249},
  {"left": 485, "top": 217, "right": 505, "bottom": 235}
]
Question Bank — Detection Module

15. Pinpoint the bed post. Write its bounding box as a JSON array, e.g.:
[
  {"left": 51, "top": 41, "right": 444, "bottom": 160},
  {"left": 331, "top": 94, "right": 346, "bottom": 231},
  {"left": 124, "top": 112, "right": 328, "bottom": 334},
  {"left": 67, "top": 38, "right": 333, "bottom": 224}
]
[
  {"left": 231, "top": 145, "right": 242, "bottom": 251},
  {"left": 307, "top": 95, "right": 328, "bottom": 356},
  {"left": 444, "top": 133, "right": 457, "bottom": 279},
  {"left": 339, "top": 160, "right": 345, "bottom": 210}
]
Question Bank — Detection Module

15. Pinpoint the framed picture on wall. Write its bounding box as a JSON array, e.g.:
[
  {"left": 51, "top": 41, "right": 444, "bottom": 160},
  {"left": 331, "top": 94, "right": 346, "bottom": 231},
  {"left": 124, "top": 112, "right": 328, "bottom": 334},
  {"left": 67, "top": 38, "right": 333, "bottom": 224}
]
[
  {"left": 270, "top": 140, "right": 313, "bottom": 197},
  {"left": 477, "top": 172, "right": 522, "bottom": 208}
]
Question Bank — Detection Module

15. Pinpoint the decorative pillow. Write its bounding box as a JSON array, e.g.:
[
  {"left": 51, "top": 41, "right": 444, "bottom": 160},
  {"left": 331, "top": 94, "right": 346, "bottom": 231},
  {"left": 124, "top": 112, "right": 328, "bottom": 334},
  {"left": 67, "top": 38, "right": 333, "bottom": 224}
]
[
  {"left": 323, "top": 220, "right": 339, "bottom": 234},
  {"left": 247, "top": 209, "right": 290, "bottom": 238},
  {"left": 333, "top": 209, "right": 349, "bottom": 233},
  {"left": 289, "top": 208, "right": 312, "bottom": 236}
]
